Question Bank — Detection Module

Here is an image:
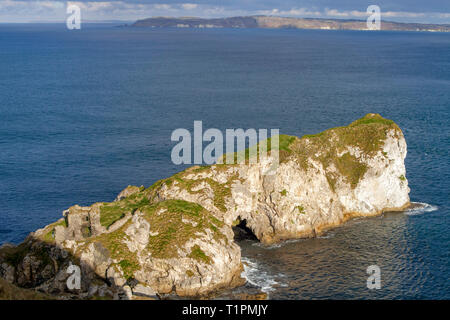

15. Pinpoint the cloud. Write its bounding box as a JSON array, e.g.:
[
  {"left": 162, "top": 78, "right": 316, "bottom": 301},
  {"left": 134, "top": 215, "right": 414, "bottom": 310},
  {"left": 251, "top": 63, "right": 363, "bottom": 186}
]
[
  {"left": 258, "top": 7, "right": 322, "bottom": 17},
  {"left": 181, "top": 3, "right": 197, "bottom": 10},
  {"left": 257, "top": 7, "right": 438, "bottom": 20},
  {"left": 0, "top": 1, "right": 448, "bottom": 23},
  {"left": 383, "top": 11, "right": 426, "bottom": 18},
  {"left": 323, "top": 8, "right": 428, "bottom": 19},
  {"left": 68, "top": 1, "right": 114, "bottom": 11},
  {"left": 154, "top": 4, "right": 171, "bottom": 10}
]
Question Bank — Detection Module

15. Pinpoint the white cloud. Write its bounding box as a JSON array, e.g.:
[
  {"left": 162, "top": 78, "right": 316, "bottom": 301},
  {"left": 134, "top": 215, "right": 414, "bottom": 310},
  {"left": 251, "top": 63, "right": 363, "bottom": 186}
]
[
  {"left": 68, "top": 1, "right": 114, "bottom": 12},
  {"left": 154, "top": 4, "right": 171, "bottom": 10},
  {"left": 181, "top": 3, "right": 198, "bottom": 10},
  {"left": 37, "top": 1, "right": 64, "bottom": 9},
  {"left": 383, "top": 11, "right": 425, "bottom": 18},
  {"left": 263, "top": 7, "right": 440, "bottom": 21},
  {"left": 323, "top": 8, "right": 428, "bottom": 19},
  {"left": 0, "top": 1, "right": 448, "bottom": 23},
  {"left": 258, "top": 8, "right": 322, "bottom": 17},
  {"left": 325, "top": 8, "right": 352, "bottom": 17}
]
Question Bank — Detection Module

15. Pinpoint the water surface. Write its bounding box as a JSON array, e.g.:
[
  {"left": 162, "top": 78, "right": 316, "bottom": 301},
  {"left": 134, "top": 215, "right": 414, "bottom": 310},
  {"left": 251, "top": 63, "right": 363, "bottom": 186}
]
[{"left": 0, "top": 24, "right": 448, "bottom": 299}]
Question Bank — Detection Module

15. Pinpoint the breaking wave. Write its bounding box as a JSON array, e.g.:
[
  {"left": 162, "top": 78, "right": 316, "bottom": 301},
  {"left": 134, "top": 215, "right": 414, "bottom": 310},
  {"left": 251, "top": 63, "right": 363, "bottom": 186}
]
[
  {"left": 404, "top": 202, "right": 438, "bottom": 216},
  {"left": 251, "top": 238, "right": 304, "bottom": 249},
  {"left": 241, "top": 257, "right": 285, "bottom": 294}
]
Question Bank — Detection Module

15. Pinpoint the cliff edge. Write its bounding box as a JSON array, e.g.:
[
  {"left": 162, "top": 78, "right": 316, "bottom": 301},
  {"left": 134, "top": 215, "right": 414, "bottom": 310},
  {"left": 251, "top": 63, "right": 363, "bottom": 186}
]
[{"left": 0, "top": 113, "right": 410, "bottom": 299}]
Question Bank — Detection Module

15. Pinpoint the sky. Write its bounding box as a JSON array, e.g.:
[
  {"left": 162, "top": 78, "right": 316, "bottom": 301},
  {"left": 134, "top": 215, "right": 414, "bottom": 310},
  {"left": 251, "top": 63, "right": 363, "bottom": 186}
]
[{"left": 0, "top": 0, "right": 449, "bottom": 24}]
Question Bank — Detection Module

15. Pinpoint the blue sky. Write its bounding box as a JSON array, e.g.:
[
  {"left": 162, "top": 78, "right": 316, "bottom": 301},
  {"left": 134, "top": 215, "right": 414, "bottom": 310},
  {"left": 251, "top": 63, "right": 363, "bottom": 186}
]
[{"left": 0, "top": 0, "right": 449, "bottom": 23}]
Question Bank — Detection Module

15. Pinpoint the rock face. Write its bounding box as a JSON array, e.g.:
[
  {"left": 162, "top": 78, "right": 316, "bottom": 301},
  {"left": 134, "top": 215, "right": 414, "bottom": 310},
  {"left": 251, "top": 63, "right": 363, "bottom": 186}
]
[
  {"left": 0, "top": 200, "right": 243, "bottom": 299},
  {"left": 152, "top": 113, "right": 410, "bottom": 244},
  {"left": 0, "top": 114, "right": 410, "bottom": 299}
]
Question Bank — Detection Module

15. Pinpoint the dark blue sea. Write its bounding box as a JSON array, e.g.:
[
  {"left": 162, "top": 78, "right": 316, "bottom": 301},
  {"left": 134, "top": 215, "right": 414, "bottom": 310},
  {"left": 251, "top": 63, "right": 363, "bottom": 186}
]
[{"left": 0, "top": 23, "right": 448, "bottom": 299}]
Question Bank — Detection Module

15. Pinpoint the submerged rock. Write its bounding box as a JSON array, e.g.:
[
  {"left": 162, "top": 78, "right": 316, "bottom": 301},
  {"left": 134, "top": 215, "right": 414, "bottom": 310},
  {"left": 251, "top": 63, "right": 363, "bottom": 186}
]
[{"left": 0, "top": 114, "right": 410, "bottom": 299}]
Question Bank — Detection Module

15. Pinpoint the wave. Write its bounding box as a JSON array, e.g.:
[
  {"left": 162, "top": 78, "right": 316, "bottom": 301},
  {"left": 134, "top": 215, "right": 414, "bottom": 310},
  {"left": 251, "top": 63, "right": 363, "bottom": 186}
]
[
  {"left": 404, "top": 202, "right": 438, "bottom": 216},
  {"left": 318, "top": 232, "right": 335, "bottom": 239},
  {"left": 251, "top": 238, "right": 305, "bottom": 250},
  {"left": 241, "top": 257, "right": 285, "bottom": 294}
]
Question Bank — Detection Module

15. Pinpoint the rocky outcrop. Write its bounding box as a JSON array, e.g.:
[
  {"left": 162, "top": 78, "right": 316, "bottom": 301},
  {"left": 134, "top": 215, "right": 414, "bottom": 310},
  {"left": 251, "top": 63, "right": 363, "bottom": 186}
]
[
  {"left": 115, "top": 185, "right": 144, "bottom": 201},
  {"left": 151, "top": 113, "right": 410, "bottom": 243},
  {"left": 0, "top": 200, "right": 243, "bottom": 299},
  {"left": 0, "top": 114, "right": 410, "bottom": 299}
]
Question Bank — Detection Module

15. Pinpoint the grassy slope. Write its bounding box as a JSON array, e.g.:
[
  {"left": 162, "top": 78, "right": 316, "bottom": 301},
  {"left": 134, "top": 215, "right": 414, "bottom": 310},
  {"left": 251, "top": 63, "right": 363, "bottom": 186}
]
[{"left": 0, "top": 278, "right": 52, "bottom": 300}]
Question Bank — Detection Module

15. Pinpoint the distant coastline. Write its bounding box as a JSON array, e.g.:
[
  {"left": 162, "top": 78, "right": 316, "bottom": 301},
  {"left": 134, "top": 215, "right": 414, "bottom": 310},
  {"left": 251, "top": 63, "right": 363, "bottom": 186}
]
[{"left": 131, "top": 15, "right": 450, "bottom": 32}]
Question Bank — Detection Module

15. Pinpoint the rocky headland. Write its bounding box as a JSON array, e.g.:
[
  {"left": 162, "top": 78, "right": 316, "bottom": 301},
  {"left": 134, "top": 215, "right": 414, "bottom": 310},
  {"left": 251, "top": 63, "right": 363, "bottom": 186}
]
[
  {"left": 0, "top": 114, "right": 410, "bottom": 299},
  {"left": 132, "top": 16, "right": 450, "bottom": 32}
]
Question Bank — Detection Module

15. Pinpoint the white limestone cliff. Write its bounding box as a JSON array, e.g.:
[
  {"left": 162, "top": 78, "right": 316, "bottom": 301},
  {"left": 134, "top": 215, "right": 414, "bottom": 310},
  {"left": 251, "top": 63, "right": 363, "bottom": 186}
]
[{"left": 0, "top": 113, "right": 410, "bottom": 299}]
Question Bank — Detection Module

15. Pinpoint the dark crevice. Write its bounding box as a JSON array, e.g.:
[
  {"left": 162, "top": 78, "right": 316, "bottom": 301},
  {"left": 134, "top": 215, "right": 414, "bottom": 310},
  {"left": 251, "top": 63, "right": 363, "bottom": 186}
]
[{"left": 232, "top": 219, "right": 258, "bottom": 242}]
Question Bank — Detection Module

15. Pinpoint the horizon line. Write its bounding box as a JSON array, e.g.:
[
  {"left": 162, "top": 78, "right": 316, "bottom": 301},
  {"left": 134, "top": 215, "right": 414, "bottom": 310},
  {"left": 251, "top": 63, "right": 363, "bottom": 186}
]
[{"left": 1, "top": 15, "right": 449, "bottom": 26}]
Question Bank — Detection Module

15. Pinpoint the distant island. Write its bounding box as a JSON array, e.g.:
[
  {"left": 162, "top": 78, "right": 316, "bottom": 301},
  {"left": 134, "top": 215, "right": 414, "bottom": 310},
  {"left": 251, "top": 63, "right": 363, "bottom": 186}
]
[{"left": 131, "top": 15, "right": 450, "bottom": 32}]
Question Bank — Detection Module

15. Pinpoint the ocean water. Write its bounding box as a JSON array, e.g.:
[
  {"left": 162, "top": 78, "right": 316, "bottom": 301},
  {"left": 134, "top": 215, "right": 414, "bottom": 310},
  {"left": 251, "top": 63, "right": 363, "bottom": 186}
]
[{"left": 0, "top": 23, "right": 449, "bottom": 299}]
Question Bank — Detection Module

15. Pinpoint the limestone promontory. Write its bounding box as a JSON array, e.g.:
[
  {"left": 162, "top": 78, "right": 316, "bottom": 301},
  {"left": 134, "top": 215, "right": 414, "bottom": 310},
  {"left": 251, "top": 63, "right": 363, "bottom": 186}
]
[{"left": 0, "top": 114, "right": 410, "bottom": 299}]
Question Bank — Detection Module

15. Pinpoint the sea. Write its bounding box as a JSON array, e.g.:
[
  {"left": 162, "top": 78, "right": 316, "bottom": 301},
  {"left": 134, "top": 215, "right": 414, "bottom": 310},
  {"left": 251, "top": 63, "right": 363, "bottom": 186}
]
[{"left": 0, "top": 23, "right": 448, "bottom": 299}]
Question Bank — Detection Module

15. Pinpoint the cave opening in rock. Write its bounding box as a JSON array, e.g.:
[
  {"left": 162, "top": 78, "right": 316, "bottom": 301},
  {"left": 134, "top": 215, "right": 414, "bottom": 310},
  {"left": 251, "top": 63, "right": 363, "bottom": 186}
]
[{"left": 232, "top": 218, "right": 258, "bottom": 241}]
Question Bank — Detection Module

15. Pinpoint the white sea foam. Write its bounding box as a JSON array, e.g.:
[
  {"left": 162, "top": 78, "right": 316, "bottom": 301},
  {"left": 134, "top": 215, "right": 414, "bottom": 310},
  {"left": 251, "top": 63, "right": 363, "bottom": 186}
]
[
  {"left": 251, "top": 238, "right": 303, "bottom": 249},
  {"left": 404, "top": 202, "right": 438, "bottom": 216},
  {"left": 318, "top": 232, "right": 335, "bottom": 239},
  {"left": 252, "top": 242, "right": 283, "bottom": 249},
  {"left": 241, "top": 257, "right": 284, "bottom": 294}
]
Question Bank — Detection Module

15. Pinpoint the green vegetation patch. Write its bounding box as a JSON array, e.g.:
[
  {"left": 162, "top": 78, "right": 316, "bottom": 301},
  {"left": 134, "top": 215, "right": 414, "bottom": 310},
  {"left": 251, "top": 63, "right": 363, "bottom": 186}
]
[
  {"left": 349, "top": 115, "right": 395, "bottom": 127},
  {"left": 100, "top": 192, "right": 150, "bottom": 229},
  {"left": 186, "top": 270, "right": 195, "bottom": 277},
  {"left": 188, "top": 245, "right": 211, "bottom": 264},
  {"left": 291, "top": 113, "right": 399, "bottom": 190},
  {"left": 219, "top": 134, "right": 297, "bottom": 164},
  {"left": 39, "top": 218, "right": 68, "bottom": 243},
  {"left": 296, "top": 205, "right": 306, "bottom": 214},
  {"left": 141, "top": 200, "right": 226, "bottom": 260},
  {"left": 83, "top": 220, "right": 140, "bottom": 280},
  {"left": 231, "top": 217, "right": 242, "bottom": 227},
  {"left": 335, "top": 153, "right": 369, "bottom": 189},
  {"left": 99, "top": 205, "right": 125, "bottom": 229},
  {"left": 203, "top": 177, "right": 233, "bottom": 212},
  {"left": 83, "top": 199, "right": 225, "bottom": 278},
  {"left": 160, "top": 168, "right": 238, "bottom": 213},
  {"left": 0, "top": 243, "right": 30, "bottom": 266},
  {"left": 118, "top": 259, "right": 137, "bottom": 280},
  {"left": 0, "top": 278, "right": 54, "bottom": 300}
]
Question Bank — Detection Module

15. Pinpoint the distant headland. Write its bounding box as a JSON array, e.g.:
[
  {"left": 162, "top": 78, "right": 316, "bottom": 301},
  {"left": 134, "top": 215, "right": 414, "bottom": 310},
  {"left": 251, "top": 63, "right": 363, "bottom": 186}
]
[{"left": 130, "top": 15, "right": 450, "bottom": 32}]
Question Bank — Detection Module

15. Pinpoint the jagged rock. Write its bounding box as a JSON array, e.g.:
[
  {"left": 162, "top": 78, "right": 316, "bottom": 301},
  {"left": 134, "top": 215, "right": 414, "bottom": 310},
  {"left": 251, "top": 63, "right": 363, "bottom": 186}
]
[
  {"left": 0, "top": 263, "right": 15, "bottom": 284},
  {"left": 121, "top": 285, "right": 133, "bottom": 300},
  {"left": 132, "top": 283, "right": 157, "bottom": 298},
  {"left": 115, "top": 185, "right": 144, "bottom": 201},
  {"left": 0, "top": 114, "right": 410, "bottom": 299}
]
